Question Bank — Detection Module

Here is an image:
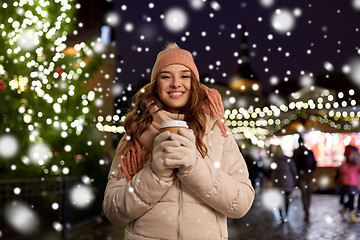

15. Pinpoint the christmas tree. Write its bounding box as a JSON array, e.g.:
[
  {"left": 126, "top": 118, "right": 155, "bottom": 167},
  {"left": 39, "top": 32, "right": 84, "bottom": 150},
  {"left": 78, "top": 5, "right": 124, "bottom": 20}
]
[{"left": 0, "top": 0, "right": 107, "bottom": 179}]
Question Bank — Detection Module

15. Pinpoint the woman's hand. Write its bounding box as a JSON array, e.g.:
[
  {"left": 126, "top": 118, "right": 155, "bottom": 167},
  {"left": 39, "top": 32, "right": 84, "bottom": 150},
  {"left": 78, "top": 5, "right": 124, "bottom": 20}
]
[
  {"left": 151, "top": 131, "right": 179, "bottom": 179},
  {"left": 166, "top": 128, "right": 197, "bottom": 175}
]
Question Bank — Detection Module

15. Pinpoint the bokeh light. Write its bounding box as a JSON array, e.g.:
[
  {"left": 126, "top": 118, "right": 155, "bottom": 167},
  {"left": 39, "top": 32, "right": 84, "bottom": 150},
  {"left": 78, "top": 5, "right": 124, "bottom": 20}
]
[
  {"left": 261, "top": 189, "right": 284, "bottom": 210},
  {"left": 164, "top": 8, "right": 188, "bottom": 33},
  {"left": 210, "top": 1, "right": 221, "bottom": 11},
  {"left": 352, "top": 0, "right": 360, "bottom": 10},
  {"left": 268, "top": 93, "right": 286, "bottom": 106},
  {"left": 17, "top": 29, "right": 38, "bottom": 50},
  {"left": 27, "top": 142, "right": 52, "bottom": 165},
  {"left": 124, "top": 22, "right": 134, "bottom": 32},
  {"left": 259, "top": 0, "right": 275, "bottom": 8},
  {"left": 324, "top": 61, "right": 334, "bottom": 72},
  {"left": 188, "top": 0, "right": 205, "bottom": 10},
  {"left": 299, "top": 74, "right": 314, "bottom": 88},
  {"left": 271, "top": 9, "right": 296, "bottom": 34},
  {"left": 347, "top": 57, "right": 360, "bottom": 86},
  {"left": 0, "top": 134, "right": 19, "bottom": 158},
  {"left": 69, "top": 184, "right": 95, "bottom": 208},
  {"left": 4, "top": 201, "right": 40, "bottom": 235},
  {"left": 105, "top": 12, "right": 121, "bottom": 27},
  {"left": 53, "top": 221, "right": 63, "bottom": 232}
]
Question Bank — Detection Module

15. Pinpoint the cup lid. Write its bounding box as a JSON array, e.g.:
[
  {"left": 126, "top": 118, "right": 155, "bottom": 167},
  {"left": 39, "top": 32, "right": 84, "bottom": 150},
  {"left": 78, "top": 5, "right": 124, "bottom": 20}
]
[{"left": 160, "top": 120, "right": 189, "bottom": 129}]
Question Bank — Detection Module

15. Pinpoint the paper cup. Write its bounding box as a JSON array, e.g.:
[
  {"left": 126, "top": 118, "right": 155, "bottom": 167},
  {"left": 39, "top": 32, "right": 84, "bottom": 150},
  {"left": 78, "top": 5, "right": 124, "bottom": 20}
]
[{"left": 159, "top": 120, "right": 189, "bottom": 134}]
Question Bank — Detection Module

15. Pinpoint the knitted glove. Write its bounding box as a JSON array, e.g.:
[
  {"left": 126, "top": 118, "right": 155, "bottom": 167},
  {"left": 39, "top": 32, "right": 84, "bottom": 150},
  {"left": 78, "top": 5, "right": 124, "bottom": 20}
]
[
  {"left": 165, "top": 128, "right": 197, "bottom": 175},
  {"left": 151, "top": 131, "right": 179, "bottom": 179}
]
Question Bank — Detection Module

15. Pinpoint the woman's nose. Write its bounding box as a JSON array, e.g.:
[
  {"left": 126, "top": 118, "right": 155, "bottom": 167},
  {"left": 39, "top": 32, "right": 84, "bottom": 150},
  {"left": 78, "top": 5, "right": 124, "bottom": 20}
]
[{"left": 170, "top": 77, "right": 181, "bottom": 87}]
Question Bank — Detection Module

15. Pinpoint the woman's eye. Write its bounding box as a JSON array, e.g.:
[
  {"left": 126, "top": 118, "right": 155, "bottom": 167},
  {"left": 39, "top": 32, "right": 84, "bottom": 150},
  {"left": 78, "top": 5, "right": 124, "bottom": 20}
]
[
  {"left": 181, "top": 75, "right": 191, "bottom": 78},
  {"left": 160, "top": 75, "right": 170, "bottom": 79}
]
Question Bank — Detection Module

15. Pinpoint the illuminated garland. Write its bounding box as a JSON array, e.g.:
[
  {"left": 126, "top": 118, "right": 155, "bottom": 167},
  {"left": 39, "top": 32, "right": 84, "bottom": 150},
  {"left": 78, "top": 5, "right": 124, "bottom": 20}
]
[{"left": 96, "top": 89, "right": 360, "bottom": 147}]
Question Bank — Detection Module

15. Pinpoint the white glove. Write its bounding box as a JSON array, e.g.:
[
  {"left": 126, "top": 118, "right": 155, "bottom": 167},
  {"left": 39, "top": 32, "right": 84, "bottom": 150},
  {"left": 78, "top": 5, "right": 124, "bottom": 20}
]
[
  {"left": 165, "top": 128, "right": 197, "bottom": 175},
  {"left": 151, "top": 131, "right": 180, "bottom": 179}
]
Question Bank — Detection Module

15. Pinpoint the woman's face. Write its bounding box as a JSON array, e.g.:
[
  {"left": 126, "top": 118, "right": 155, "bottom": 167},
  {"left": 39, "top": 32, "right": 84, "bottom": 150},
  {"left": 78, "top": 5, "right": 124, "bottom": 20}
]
[{"left": 156, "top": 64, "right": 192, "bottom": 113}]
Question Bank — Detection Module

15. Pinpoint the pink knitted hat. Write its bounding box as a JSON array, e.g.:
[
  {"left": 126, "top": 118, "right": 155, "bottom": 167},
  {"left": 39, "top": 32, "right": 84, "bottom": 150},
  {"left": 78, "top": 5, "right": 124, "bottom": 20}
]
[{"left": 151, "top": 43, "right": 200, "bottom": 82}]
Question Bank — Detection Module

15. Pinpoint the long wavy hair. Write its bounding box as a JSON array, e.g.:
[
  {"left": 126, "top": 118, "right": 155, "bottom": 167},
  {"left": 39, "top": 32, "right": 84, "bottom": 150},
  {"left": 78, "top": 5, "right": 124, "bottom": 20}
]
[{"left": 119, "top": 73, "right": 208, "bottom": 158}]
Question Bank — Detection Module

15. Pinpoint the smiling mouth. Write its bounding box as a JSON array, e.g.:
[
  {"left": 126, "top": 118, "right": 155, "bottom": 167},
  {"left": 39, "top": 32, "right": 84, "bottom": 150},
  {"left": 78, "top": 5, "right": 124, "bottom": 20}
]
[{"left": 169, "top": 92, "right": 184, "bottom": 97}]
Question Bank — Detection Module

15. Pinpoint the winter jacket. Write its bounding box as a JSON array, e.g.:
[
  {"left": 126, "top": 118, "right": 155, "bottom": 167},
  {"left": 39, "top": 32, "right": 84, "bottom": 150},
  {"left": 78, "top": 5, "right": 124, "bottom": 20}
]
[
  {"left": 338, "top": 161, "right": 360, "bottom": 187},
  {"left": 293, "top": 146, "right": 317, "bottom": 175},
  {"left": 103, "top": 114, "right": 254, "bottom": 239},
  {"left": 270, "top": 153, "right": 297, "bottom": 192}
]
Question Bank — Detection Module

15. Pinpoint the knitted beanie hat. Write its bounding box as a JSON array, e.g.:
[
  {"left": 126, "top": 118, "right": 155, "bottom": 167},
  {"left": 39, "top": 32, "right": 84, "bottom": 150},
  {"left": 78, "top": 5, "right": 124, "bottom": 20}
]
[{"left": 150, "top": 43, "right": 200, "bottom": 82}]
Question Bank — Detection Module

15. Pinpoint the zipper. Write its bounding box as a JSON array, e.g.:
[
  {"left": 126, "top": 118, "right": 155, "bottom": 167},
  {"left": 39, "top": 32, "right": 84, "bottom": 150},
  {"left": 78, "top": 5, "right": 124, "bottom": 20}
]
[{"left": 177, "top": 177, "right": 182, "bottom": 240}]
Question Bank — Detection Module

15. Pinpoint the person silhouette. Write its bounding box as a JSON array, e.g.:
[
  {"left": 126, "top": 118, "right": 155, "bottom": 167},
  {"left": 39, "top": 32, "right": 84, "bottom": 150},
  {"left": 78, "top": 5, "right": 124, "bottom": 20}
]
[
  {"left": 269, "top": 145, "right": 298, "bottom": 223},
  {"left": 292, "top": 136, "right": 317, "bottom": 222},
  {"left": 338, "top": 145, "right": 360, "bottom": 223}
]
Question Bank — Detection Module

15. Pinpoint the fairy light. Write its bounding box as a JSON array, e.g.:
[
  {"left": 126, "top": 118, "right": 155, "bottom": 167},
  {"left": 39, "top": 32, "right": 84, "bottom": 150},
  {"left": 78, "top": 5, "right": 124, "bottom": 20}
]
[
  {"left": 3, "top": 1, "right": 92, "bottom": 100},
  {"left": 9, "top": 75, "right": 29, "bottom": 93},
  {"left": 91, "top": 57, "right": 360, "bottom": 144},
  {"left": 0, "top": 0, "right": 114, "bottom": 181}
]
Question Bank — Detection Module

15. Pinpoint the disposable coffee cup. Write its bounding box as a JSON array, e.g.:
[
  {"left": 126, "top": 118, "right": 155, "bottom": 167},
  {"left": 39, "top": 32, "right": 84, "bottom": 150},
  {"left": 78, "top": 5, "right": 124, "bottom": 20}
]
[{"left": 159, "top": 120, "right": 189, "bottom": 134}]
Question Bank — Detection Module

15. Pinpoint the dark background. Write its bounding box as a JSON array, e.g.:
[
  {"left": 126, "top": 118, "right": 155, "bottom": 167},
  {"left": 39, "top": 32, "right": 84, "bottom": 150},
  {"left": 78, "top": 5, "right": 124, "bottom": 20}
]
[{"left": 74, "top": 0, "right": 360, "bottom": 98}]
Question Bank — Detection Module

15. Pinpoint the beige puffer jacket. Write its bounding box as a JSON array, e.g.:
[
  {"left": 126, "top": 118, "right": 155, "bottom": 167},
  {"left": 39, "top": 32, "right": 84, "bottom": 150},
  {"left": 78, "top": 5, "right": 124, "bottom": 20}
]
[{"left": 103, "top": 123, "right": 255, "bottom": 239}]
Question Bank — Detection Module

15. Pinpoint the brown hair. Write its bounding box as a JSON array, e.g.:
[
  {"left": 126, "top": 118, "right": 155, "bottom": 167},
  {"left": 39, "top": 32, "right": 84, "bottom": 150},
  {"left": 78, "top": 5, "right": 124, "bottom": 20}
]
[{"left": 119, "top": 73, "right": 208, "bottom": 159}]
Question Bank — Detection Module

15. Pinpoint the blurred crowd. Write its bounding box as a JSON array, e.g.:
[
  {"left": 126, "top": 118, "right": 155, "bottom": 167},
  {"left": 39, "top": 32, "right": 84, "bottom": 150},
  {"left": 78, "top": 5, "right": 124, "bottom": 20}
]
[{"left": 243, "top": 136, "right": 360, "bottom": 224}]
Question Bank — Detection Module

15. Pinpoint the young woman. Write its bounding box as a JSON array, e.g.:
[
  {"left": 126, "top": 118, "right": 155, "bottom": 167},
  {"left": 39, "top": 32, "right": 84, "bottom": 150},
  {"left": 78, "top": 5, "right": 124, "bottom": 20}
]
[{"left": 103, "top": 43, "right": 254, "bottom": 239}]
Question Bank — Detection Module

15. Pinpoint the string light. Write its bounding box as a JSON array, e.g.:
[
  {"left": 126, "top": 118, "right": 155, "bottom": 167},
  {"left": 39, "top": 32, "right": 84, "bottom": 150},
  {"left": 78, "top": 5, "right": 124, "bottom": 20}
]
[
  {"left": 0, "top": 0, "right": 110, "bottom": 175},
  {"left": 96, "top": 91, "right": 360, "bottom": 146}
]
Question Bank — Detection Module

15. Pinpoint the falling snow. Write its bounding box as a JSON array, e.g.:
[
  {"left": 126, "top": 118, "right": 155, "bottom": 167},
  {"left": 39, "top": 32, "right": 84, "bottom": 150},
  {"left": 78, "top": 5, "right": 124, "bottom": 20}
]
[
  {"left": 0, "top": 134, "right": 19, "bottom": 158},
  {"left": 271, "top": 9, "right": 296, "bottom": 34},
  {"left": 261, "top": 189, "right": 284, "bottom": 210},
  {"left": 259, "top": 0, "right": 275, "bottom": 8},
  {"left": 27, "top": 142, "right": 52, "bottom": 165},
  {"left": 164, "top": 8, "right": 188, "bottom": 33},
  {"left": 4, "top": 201, "right": 40, "bottom": 235},
  {"left": 189, "top": 0, "right": 205, "bottom": 10},
  {"left": 348, "top": 57, "right": 360, "bottom": 86},
  {"left": 2, "top": 0, "right": 360, "bottom": 238},
  {"left": 17, "top": 29, "right": 38, "bottom": 50},
  {"left": 69, "top": 184, "right": 95, "bottom": 208},
  {"left": 112, "top": 0, "right": 360, "bottom": 98}
]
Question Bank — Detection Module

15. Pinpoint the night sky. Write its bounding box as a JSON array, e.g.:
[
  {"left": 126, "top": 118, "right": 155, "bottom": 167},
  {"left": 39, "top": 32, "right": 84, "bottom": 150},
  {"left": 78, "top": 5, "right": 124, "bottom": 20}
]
[
  {"left": 100, "top": 0, "right": 360, "bottom": 97},
  {"left": 72, "top": 0, "right": 360, "bottom": 103}
]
